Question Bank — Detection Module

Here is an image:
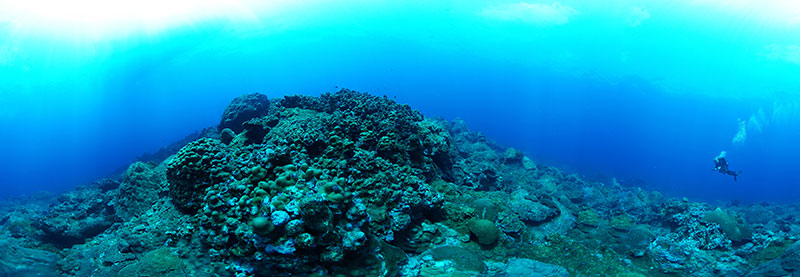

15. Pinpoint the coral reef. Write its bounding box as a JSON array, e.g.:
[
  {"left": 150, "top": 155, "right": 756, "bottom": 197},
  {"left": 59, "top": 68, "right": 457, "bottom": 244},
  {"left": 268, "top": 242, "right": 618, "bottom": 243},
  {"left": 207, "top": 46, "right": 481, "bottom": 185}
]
[
  {"left": 703, "top": 207, "right": 753, "bottom": 243},
  {"left": 164, "top": 90, "right": 448, "bottom": 274},
  {"left": 468, "top": 219, "right": 499, "bottom": 246},
  {"left": 36, "top": 185, "right": 117, "bottom": 247},
  {"left": 0, "top": 238, "right": 59, "bottom": 276},
  {"left": 219, "top": 93, "right": 271, "bottom": 133},
  {"left": 116, "top": 161, "right": 167, "bottom": 220},
  {"left": 2, "top": 89, "right": 800, "bottom": 276}
]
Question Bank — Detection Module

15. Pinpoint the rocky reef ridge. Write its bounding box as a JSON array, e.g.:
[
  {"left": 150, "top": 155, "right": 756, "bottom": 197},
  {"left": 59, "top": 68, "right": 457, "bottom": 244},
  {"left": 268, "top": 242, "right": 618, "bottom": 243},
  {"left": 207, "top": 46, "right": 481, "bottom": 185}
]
[{"left": 1, "top": 89, "right": 799, "bottom": 276}]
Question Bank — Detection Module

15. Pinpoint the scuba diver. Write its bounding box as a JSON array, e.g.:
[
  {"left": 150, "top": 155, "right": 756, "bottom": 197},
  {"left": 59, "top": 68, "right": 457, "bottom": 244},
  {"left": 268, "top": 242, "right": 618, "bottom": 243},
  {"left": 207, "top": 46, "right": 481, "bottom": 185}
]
[{"left": 712, "top": 151, "right": 742, "bottom": 181}]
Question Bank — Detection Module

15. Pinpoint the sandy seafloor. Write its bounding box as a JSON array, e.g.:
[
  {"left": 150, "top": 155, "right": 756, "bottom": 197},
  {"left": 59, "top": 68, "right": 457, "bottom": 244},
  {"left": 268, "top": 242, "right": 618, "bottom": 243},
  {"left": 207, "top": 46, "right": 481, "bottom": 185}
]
[{"left": 1, "top": 90, "right": 799, "bottom": 277}]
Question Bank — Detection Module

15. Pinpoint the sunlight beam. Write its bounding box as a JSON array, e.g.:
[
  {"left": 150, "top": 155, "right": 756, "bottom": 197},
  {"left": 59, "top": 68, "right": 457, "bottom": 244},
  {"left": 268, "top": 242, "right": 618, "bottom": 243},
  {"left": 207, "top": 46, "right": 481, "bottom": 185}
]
[{"left": 0, "top": 0, "right": 268, "bottom": 39}]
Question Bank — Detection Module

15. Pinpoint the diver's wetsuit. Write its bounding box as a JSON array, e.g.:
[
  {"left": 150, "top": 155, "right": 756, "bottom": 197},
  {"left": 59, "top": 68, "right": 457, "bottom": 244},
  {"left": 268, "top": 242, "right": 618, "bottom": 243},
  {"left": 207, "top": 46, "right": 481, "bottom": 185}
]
[{"left": 713, "top": 156, "right": 741, "bottom": 181}]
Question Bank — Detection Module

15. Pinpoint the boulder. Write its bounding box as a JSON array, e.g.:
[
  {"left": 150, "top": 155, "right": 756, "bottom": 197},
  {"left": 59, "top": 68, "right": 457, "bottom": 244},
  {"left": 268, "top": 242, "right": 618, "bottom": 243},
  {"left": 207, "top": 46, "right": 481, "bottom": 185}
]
[
  {"left": 502, "top": 258, "right": 569, "bottom": 277},
  {"left": 219, "top": 93, "right": 270, "bottom": 133}
]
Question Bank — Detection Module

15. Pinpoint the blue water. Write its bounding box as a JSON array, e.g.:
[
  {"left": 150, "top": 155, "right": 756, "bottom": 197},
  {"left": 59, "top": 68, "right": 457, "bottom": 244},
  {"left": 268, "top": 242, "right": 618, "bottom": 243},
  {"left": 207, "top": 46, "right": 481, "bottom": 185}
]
[{"left": 2, "top": 1, "right": 800, "bottom": 201}]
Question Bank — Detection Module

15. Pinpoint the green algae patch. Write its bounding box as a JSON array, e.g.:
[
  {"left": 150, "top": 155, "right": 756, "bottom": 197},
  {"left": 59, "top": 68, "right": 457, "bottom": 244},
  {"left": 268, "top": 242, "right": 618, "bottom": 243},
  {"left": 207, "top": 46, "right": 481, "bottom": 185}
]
[
  {"left": 750, "top": 238, "right": 797, "bottom": 266},
  {"left": 577, "top": 208, "right": 602, "bottom": 227},
  {"left": 610, "top": 214, "right": 634, "bottom": 231},
  {"left": 519, "top": 234, "right": 651, "bottom": 276},
  {"left": 117, "top": 248, "right": 188, "bottom": 277}
]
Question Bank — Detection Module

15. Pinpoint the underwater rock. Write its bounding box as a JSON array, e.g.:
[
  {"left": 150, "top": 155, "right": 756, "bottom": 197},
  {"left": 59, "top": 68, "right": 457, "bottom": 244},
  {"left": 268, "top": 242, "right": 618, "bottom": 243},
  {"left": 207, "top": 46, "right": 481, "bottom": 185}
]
[
  {"left": 136, "top": 127, "right": 220, "bottom": 165},
  {"left": 219, "top": 93, "right": 270, "bottom": 133},
  {"left": 2, "top": 213, "right": 37, "bottom": 239},
  {"left": 751, "top": 261, "right": 790, "bottom": 276},
  {"left": 496, "top": 211, "right": 525, "bottom": 234},
  {"left": 166, "top": 138, "right": 231, "bottom": 212},
  {"left": 703, "top": 208, "right": 753, "bottom": 243},
  {"left": 430, "top": 246, "right": 488, "bottom": 273},
  {"left": 37, "top": 185, "right": 116, "bottom": 247},
  {"left": 55, "top": 199, "right": 191, "bottom": 276},
  {"left": 271, "top": 210, "right": 290, "bottom": 226},
  {"left": 59, "top": 236, "right": 137, "bottom": 276},
  {"left": 219, "top": 128, "right": 236, "bottom": 144},
  {"left": 117, "top": 248, "right": 188, "bottom": 277},
  {"left": 610, "top": 214, "right": 635, "bottom": 231},
  {"left": 95, "top": 178, "right": 120, "bottom": 192},
  {"left": 470, "top": 198, "right": 499, "bottom": 221},
  {"left": 781, "top": 241, "right": 800, "bottom": 272},
  {"left": 503, "top": 147, "right": 524, "bottom": 164},
  {"left": 501, "top": 258, "right": 569, "bottom": 277},
  {"left": 512, "top": 198, "right": 558, "bottom": 224},
  {"left": 378, "top": 240, "right": 408, "bottom": 276},
  {"left": 115, "top": 161, "right": 166, "bottom": 221},
  {"left": 577, "top": 208, "right": 602, "bottom": 227},
  {"left": 510, "top": 190, "right": 558, "bottom": 224},
  {"left": 739, "top": 206, "right": 777, "bottom": 225},
  {"left": 618, "top": 225, "right": 656, "bottom": 257},
  {"left": 468, "top": 218, "right": 499, "bottom": 246},
  {"left": 19, "top": 88, "right": 800, "bottom": 276},
  {"left": 0, "top": 239, "right": 59, "bottom": 276},
  {"left": 521, "top": 156, "right": 537, "bottom": 171},
  {"left": 644, "top": 201, "right": 761, "bottom": 275},
  {"left": 251, "top": 216, "right": 274, "bottom": 236},
  {"left": 0, "top": 197, "right": 48, "bottom": 240}
]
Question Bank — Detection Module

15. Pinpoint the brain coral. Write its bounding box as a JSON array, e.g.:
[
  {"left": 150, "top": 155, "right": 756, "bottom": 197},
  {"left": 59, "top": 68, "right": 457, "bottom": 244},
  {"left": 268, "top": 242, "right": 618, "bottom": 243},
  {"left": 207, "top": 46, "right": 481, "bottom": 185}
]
[{"left": 468, "top": 218, "right": 499, "bottom": 246}]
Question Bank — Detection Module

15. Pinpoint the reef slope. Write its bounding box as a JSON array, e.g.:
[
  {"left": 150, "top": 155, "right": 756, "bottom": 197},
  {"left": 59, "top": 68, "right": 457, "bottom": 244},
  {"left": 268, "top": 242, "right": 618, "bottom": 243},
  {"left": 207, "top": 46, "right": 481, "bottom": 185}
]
[{"left": 1, "top": 89, "right": 799, "bottom": 276}]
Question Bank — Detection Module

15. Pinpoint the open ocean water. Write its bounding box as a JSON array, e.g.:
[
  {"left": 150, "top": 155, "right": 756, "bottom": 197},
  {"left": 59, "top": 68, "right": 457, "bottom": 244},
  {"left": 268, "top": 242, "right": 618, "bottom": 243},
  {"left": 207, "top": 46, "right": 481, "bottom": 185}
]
[{"left": 2, "top": 1, "right": 800, "bottom": 276}]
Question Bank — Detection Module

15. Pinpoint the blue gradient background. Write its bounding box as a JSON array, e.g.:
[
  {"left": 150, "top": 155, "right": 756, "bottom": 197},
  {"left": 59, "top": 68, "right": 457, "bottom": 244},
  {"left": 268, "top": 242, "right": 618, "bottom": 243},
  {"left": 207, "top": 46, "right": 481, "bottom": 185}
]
[{"left": 1, "top": 1, "right": 799, "bottom": 201}]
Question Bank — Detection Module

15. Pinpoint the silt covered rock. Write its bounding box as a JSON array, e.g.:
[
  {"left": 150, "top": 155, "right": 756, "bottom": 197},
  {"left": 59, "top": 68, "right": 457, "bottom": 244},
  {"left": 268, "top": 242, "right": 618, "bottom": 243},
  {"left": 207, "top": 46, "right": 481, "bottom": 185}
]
[
  {"left": 115, "top": 161, "right": 166, "bottom": 221},
  {"left": 37, "top": 185, "right": 116, "bottom": 247},
  {"left": 0, "top": 239, "right": 60, "bottom": 276}
]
